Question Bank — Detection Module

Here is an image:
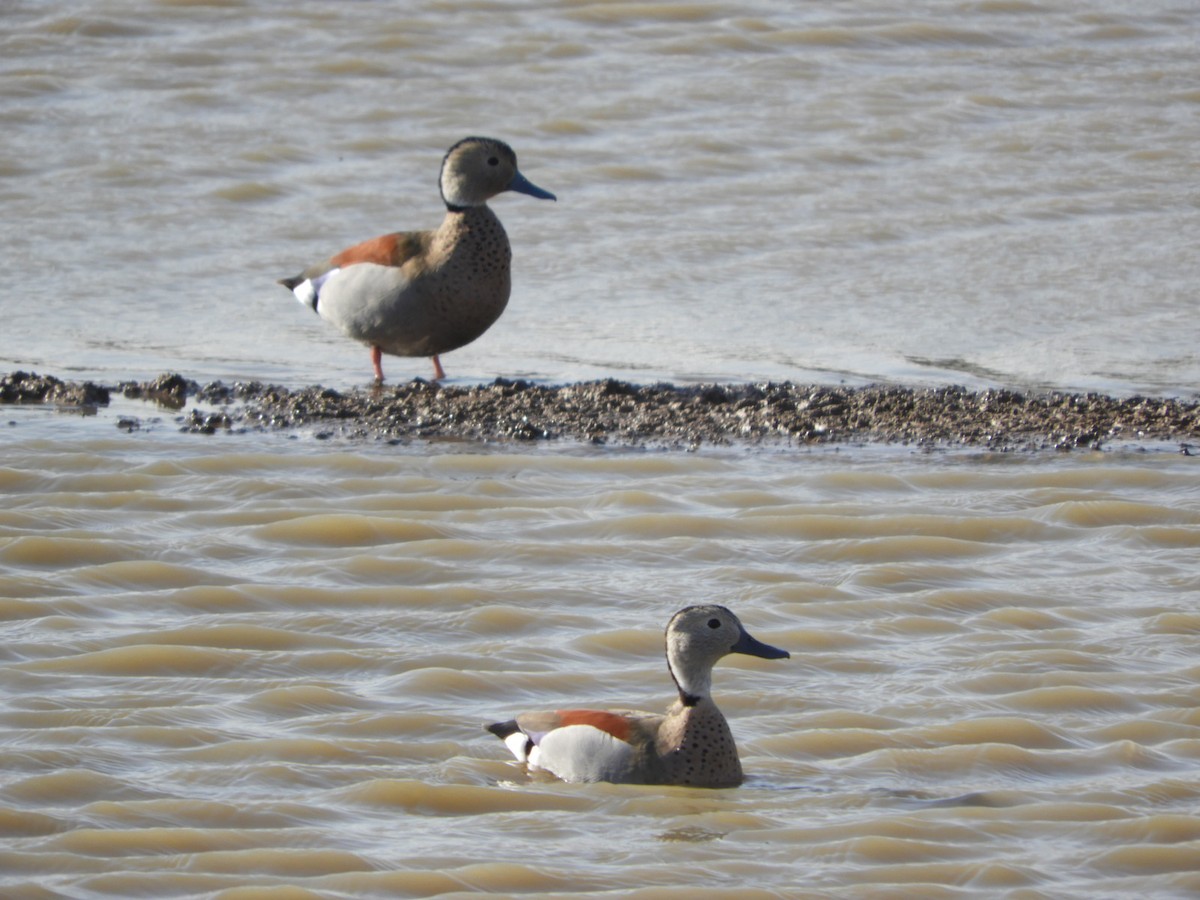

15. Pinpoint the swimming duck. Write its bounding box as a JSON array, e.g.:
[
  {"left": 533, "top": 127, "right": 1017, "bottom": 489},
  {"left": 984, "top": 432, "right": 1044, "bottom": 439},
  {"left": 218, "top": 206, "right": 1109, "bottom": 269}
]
[
  {"left": 279, "top": 137, "right": 555, "bottom": 382},
  {"left": 486, "top": 605, "right": 789, "bottom": 788}
]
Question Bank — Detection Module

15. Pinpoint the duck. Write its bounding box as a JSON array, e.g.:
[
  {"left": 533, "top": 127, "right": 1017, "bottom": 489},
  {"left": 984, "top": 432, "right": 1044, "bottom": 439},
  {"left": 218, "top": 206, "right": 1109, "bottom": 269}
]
[
  {"left": 486, "top": 605, "right": 789, "bottom": 788},
  {"left": 279, "top": 136, "right": 555, "bottom": 382}
]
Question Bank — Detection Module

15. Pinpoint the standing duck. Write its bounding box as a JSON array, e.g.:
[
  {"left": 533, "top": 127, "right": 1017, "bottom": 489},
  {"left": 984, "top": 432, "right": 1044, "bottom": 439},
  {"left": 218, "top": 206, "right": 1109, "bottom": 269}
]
[
  {"left": 279, "top": 136, "right": 555, "bottom": 382},
  {"left": 486, "top": 605, "right": 789, "bottom": 788}
]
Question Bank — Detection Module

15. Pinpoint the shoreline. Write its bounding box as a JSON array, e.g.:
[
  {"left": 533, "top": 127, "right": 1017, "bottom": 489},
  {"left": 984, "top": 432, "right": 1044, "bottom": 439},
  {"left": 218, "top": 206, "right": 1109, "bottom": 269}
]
[{"left": 3, "top": 370, "right": 1197, "bottom": 452}]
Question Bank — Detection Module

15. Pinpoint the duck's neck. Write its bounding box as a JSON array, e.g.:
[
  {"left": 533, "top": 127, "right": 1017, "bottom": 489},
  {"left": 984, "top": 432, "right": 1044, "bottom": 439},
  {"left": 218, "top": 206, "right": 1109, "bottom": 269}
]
[
  {"left": 668, "top": 657, "right": 711, "bottom": 708},
  {"left": 444, "top": 197, "right": 499, "bottom": 215},
  {"left": 439, "top": 203, "right": 501, "bottom": 231},
  {"left": 436, "top": 204, "right": 507, "bottom": 253}
]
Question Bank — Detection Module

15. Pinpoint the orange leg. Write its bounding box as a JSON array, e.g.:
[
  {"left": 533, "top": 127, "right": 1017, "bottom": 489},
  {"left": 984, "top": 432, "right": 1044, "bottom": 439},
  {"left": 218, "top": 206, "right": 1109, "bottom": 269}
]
[
  {"left": 431, "top": 354, "right": 446, "bottom": 380},
  {"left": 371, "top": 346, "right": 385, "bottom": 382}
]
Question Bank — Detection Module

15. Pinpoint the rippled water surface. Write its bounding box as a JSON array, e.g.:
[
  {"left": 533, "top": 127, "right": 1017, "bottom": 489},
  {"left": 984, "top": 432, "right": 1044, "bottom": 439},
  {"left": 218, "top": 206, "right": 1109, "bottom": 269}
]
[
  {"left": 3, "top": 1, "right": 1200, "bottom": 897},
  {"left": 2, "top": 417, "right": 1198, "bottom": 897}
]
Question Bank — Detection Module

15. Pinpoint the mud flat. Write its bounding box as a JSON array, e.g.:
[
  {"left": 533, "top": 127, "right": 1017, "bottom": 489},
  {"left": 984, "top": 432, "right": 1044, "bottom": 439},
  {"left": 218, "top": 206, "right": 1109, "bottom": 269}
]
[{"left": 3, "top": 370, "right": 1197, "bottom": 452}]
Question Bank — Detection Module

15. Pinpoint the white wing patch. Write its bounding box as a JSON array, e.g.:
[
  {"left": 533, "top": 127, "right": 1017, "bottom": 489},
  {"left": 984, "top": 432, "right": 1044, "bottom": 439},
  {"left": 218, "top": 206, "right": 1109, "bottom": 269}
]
[
  {"left": 502, "top": 731, "right": 531, "bottom": 762},
  {"left": 291, "top": 267, "right": 342, "bottom": 311}
]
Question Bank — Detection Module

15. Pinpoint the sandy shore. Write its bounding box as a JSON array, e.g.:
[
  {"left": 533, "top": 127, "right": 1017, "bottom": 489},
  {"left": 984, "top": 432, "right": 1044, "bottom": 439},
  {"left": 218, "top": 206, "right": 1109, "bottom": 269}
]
[{"left": 3, "top": 370, "right": 1197, "bottom": 452}]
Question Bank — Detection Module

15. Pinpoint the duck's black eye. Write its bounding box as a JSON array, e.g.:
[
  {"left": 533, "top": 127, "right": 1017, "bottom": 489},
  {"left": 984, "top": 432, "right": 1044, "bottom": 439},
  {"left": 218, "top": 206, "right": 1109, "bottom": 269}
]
[
  {"left": 487, "top": 156, "right": 499, "bottom": 166},
  {"left": 708, "top": 618, "right": 721, "bottom": 629}
]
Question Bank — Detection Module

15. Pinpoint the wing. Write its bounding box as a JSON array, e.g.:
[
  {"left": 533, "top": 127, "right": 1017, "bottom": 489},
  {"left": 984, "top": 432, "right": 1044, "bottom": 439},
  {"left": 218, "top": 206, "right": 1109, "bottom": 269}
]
[
  {"left": 280, "top": 230, "right": 430, "bottom": 290},
  {"left": 330, "top": 231, "right": 428, "bottom": 270},
  {"left": 486, "top": 708, "right": 659, "bottom": 783}
]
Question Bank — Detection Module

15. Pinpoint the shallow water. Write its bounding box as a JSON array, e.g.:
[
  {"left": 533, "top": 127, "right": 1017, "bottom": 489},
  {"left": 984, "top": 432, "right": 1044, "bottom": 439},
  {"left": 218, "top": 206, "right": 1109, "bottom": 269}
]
[
  {"left": 3, "top": 2, "right": 1200, "bottom": 896},
  {"left": 2, "top": 417, "right": 1198, "bottom": 897},
  {"left": 3, "top": 0, "right": 1199, "bottom": 394}
]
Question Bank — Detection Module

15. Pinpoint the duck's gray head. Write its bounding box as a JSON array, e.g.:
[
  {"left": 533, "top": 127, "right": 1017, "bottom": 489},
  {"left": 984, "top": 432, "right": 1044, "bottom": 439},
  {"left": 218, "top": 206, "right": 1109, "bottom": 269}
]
[
  {"left": 665, "top": 605, "right": 789, "bottom": 705},
  {"left": 439, "top": 136, "right": 556, "bottom": 211}
]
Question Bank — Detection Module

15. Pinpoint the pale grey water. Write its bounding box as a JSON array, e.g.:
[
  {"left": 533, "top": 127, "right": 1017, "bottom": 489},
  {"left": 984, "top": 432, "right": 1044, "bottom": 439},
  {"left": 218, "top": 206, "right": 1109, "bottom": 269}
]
[
  {"left": 3, "top": 3, "right": 1200, "bottom": 899},
  {"left": 1, "top": 0, "right": 1197, "bottom": 393}
]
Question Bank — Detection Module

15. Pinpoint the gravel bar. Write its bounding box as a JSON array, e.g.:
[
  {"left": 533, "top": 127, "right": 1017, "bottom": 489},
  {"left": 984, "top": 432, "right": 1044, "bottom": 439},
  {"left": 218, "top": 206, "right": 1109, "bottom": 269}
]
[{"left": 3, "top": 370, "right": 1197, "bottom": 452}]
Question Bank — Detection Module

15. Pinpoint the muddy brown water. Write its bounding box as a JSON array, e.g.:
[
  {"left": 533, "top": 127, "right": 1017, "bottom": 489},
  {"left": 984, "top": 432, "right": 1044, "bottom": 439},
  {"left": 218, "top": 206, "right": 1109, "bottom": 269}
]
[
  {"left": 3, "top": 1, "right": 1200, "bottom": 895},
  {"left": 2, "top": 402, "right": 1198, "bottom": 897}
]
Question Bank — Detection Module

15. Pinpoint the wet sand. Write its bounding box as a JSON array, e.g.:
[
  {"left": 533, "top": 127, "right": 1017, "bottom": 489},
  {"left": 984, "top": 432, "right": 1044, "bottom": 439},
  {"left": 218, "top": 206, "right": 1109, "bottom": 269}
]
[{"left": 3, "top": 370, "right": 1197, "bottom": 452}]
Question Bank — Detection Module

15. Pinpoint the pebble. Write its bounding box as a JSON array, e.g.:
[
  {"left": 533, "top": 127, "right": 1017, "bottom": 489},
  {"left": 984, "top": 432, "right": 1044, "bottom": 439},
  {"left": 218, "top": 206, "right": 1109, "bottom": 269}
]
[{"left": 2, "top": 370, "right": 1196, "bottom": 452}]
